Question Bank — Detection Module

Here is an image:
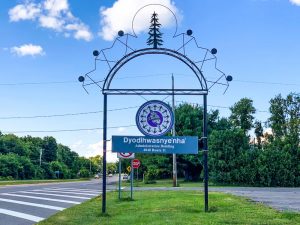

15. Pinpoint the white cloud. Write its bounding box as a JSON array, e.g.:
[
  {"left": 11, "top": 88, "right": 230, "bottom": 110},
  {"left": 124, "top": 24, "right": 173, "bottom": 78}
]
[
  {"left": 87, "top": 141, "right": 117, "bottom": 162},
  {"left": 71, "top": 140, "right": 83, "bottom": 149},
  {"left": 39, "top": 15, "right": 63, "bottom": 30},
  {"left": 117, "top": 127, "right": 127, "bottom": 133},
  {"left": 9, "top": 3, "right": 40, "bottom": 22},
  {"left": 99, "top": 0, "right": 181, "bottom": 41},
  {"left": 43, "top": 0, "right": 69, "bottom": 16},
  {"left": 9, "top": 0, "right": 93, "bottom": 41},
  {"left": 290, "top": 0, "right": 300, "bottom": 6},
  {"left": 70, "top": 140, "right": 117, "bottom": 162},
  {"left": 65, "top": 23, "right": 93, "bottom": 41},
  {"left": 11, "top": 44, "right": 45, "bottom": 57}
]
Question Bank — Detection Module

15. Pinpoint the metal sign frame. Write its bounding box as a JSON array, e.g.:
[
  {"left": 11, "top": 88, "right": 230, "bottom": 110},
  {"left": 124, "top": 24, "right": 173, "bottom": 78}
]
[{"left": 79, "top": 4, "right": 232, "bottom": 214}]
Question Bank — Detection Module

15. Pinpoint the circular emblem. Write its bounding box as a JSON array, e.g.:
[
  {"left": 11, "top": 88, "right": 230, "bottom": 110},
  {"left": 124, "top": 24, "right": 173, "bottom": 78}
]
[{"left": 136, "top": 100, "right": 174, "bottom": 136}]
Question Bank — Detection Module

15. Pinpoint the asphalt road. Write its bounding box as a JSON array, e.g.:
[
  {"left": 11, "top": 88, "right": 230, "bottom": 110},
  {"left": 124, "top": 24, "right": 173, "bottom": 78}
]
[{"left": 0, "top": 178, "right": 117, "bottom": 225}]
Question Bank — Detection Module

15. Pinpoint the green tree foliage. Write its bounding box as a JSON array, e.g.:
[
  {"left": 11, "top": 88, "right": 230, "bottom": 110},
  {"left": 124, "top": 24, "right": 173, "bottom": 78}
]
[
  {"left": 0, "top": 153, "right": 35, "bottom": 179},
  {"left": 254, "top": 120, "right": 264, "bottom": 148},
  {"left": 144, "top": 166, "right": 158, "bottom": 184},
  {"left": 229, "top": 98, "right": 256, "bottom": 133},
  {"left": 208, "top": 129, "right": 253, "bottom": 184},
  {"left": 0, "top": 134, "right": 94, "bottom": 180},
  {"left": 0, "top": 93, "right": 299, "bottom": 186},
  {"left": 42, "top": 136, "right": 58, "bottom": 162},
  {"left": 50, "top": 161, "right": 70, "bottom": 179},
  {"left": 0, "top": 134, "right": 29, "bottom": 156},
  {"left": 107, "top": 162, "right": 117, "bottom": 174},
  {"left": 267, "top": 93, "right": 300, "bottom": 186},
  {"left": 89, "top": 155, "right": 103, "bottom": 174}
]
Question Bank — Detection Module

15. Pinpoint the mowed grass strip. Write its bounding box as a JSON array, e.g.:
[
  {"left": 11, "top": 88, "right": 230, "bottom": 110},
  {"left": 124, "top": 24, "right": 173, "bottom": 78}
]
[
  {"left": 120, "top": 178, "right": 223, "bottom": 188},
  {"left": 38, "top": 191, "right": 300, "bottom": 225},
  {"left": 0, "top": 178, "right": 90, "bottom": 186}
]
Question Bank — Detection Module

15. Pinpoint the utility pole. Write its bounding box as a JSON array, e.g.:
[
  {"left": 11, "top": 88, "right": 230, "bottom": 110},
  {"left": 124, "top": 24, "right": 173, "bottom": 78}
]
[
  {"left": 39, "top": 149, "right": 42, "bottom": 167},
  {"left": 172, "top": 74, "right": 177, "bottom": 187}
]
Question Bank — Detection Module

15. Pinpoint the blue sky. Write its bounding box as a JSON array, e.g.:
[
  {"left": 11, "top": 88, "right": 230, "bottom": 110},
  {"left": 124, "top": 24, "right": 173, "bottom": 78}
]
[{"left": 0, "top": 0, "right": 299, "bottom": 162}]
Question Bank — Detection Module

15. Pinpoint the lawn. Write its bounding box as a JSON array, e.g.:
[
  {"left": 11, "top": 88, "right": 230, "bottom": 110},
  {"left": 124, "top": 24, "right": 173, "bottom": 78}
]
[
  {"left": 119, "top": 178, "right": 223, "bottom": 188},
  {"left": 0, "top": 178, "right": 90, "bottom": 186},
  {"left": 38, "top": 191, "right": 300, "bottom": 225}
]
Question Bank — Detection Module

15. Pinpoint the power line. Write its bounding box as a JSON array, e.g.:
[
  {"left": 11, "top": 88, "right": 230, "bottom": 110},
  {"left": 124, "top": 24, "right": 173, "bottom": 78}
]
[
  {"left": 0, "top": 102, "right": 269, "bottom": 120},
  {"left": 0, "top": 106, "right": 139, "bottom": 120},
  {"left": 2, "top": 125, "right": 136, "bottom": 134},
  {"left": 0, "top": 73, "right": 299, "bottom": 87},
  {"left": 0, "top": 81, "right": 77, "bottom": 86}
]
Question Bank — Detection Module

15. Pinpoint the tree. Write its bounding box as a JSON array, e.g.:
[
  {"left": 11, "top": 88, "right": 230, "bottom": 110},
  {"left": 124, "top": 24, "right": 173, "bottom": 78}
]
[
  {"left": 147, "top": 12, "right": 163, "bottom": 49},
  {"left": 267, "top": 93, "right": 300, "bottom": 186},
  {"left": 42, "top": 136, "right": 57, "bottom": 162},
  {"left": 107, "top": 163, "right": 117, "bottom": 174},
  {"left": 254, "top": 120, "right": 264, "bottom": 148},
  {"left": 209, "top": 129, "right": 254, "bottom": 185},
  {"left": 0, "top": 134, "right": 29, "bottom": 156},
  {"left": 268, "top": 93, "right": 300, "bottom": 143},
  {"left": 50, "top": 161, "right": 69, "bottom": 179},
  {"left": 229, "top": 98, "right": 256, "bottom": 133},
  {"left": 21, "top": 136, "right": 43, "bottom": 165},
  {"left": 89, "top": 155, "right": 103, "bottom": 174}
]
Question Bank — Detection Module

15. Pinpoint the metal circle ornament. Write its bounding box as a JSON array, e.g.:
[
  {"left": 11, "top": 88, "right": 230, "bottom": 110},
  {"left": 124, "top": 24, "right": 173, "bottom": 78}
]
[{"left": 136, "top": 100, "right": 174, "bottom": 136}]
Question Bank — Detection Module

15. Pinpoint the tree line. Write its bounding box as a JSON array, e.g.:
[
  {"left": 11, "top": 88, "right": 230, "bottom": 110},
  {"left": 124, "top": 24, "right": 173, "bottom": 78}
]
[
  {"left": 1, "top": 92, "right": 299, "bottom": 186},
  {"left": 0, "top": 135, "right": 102, "bottom": 180},
  {"left": 124, "top": 92, "right": 299, "bottom": 187}
]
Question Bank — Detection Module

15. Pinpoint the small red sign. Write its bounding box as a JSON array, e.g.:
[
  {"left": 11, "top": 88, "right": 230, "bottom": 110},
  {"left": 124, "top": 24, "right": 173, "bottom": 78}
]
[{"left": 132, "top": 159, "right": 140, "bottom": 169}]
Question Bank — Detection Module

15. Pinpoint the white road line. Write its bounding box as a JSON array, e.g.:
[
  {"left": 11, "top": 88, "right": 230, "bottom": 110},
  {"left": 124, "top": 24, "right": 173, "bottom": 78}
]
[
  {"left": 0, "top": 208, "right": 44, "bottom": 222},
  {"left": 32, "top": 189, "right": 98, "bottom": 196},
  {"left": 1, "top": 193, "right": 80, "bottom": 204},
  {"left": 42, "top": 188, "right": 100, "bottom": 194},
  {"left": 0, "top": 198, "right": 65, "bottom": 211},
  {"left": 18, "top": 191, "right": 90, "bottom": 200}
]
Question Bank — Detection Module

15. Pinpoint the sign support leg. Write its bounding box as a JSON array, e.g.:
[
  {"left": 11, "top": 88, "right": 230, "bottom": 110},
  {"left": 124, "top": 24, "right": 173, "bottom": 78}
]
[
  {"left": 102, "top": 94, "right": 107, "bottom": 214},
  {"left": 130, "top": 160, "right": 133, "bottom": 200},
  {"left": 172, "top": 74, "right": 177, "bottom": 187},
  {"left": 203, "top": 94, "right": 209, "bottom": 212},
  {"left": 118, "top": 159, "right": 121, "bottom": 200}
]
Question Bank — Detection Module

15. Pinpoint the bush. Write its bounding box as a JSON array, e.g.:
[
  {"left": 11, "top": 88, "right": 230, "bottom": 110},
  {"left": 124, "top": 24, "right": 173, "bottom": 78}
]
[
  {"left": 79, "top": 168, "right": 90, "bottom": 178},
  {"left": 144, "top": 167, "right": 158, "bottom": 184}
]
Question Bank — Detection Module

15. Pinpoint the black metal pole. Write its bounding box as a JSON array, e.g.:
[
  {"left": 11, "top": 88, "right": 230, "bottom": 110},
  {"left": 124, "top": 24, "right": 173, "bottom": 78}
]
[
  {"left": 102, "top": 94, "right": 107, "bottom": 214},
  {"left": 203, "top": 94, "right": 209, "bottom": 212}
]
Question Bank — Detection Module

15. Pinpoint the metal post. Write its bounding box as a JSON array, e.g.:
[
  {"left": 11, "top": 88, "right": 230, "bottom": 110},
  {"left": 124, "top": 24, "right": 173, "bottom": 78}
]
[
  {"left": 102, "top": 94, "right": 107, "bottom": 214},
  {"left": 130, "top": 160, "right": 133, "bottom": 199},
  {"left": 39, "top": 149, "right": 42, "bottom": 167},
  {"left": 203, "top": 94, "right": 209, "bottom": 212},
  {"left": 172, "top": 74, "right": 177, "bottom": 187},
  {"left": 118, "top": 160, "right": 121, "bottom": 200}
]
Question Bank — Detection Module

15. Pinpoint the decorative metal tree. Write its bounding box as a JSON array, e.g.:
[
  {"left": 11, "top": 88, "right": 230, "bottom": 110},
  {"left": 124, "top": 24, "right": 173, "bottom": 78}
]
[{"left": 147, "top": 12, "right": 163, "bottom": 48}]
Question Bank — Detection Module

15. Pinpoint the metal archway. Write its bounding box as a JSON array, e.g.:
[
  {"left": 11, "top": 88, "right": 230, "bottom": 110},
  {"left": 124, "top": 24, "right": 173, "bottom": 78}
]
[
  {"left": 102, "top": 48, "right": 208, "bottom": 95},
  {"left": 100, "top": 47, "right": 209, "bottom": 214}
]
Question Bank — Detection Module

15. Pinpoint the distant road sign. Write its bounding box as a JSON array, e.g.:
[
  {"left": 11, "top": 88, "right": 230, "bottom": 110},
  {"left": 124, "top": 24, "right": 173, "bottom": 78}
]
[
  {"left": 133, "top": 159, "right": 140, "bottom": 169},
  {"left": 117, "top": 152, "right": 135, "bottom": 159},
  {"left": 127, "top": 166, "right": 131, "bottom": 173}
]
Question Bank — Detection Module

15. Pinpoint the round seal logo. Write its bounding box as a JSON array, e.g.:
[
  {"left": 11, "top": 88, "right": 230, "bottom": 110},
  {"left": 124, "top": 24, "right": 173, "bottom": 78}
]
[{"left": 136, "top": 100, "right": 174, "bottom": 136}]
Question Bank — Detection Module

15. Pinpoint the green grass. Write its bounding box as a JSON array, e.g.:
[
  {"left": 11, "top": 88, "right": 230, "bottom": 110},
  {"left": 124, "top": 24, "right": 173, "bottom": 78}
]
[
  {"left": 38, "top": 191, "right": 300, "bottom": 225},
  {"left": 120, "top": 178, "right": 222, "bottom": 188},
  {"left": 0, "top": 178, "right": 90, "bottom": 186}
]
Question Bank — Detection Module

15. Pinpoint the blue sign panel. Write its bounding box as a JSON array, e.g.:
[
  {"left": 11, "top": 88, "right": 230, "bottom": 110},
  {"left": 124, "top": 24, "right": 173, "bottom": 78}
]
[{"left": 112, "top": 136, "right": 198, "bottom": 154}]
